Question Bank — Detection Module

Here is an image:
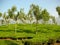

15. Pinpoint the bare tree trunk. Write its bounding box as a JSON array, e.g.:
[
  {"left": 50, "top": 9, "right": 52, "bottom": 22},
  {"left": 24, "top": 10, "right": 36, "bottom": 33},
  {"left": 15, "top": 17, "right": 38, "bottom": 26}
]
[{"left": 36, "top": 20, "right": 38, "bottom": 34}]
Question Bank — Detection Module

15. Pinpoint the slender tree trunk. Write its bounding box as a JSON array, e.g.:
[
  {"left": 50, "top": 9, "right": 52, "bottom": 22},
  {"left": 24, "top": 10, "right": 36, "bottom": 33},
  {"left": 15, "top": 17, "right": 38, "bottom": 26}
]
[
  {"left": 15, "top": 19, "right": 19, "bottom": 41},
  {"left": 21, "top": 19, "right": 26, "bottom": 24},
  {"left": 30, "top": 20, "right": 31, "bottom": 24},
  {"left": 36, "top": 20, "right": 38, "bottom": 34}
]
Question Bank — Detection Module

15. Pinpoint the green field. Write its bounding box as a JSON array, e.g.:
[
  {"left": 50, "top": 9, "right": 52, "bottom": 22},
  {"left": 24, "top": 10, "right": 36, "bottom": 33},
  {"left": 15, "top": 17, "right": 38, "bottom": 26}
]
[{"left": 0, "top": 24, "right": 60, "bottom": 45}]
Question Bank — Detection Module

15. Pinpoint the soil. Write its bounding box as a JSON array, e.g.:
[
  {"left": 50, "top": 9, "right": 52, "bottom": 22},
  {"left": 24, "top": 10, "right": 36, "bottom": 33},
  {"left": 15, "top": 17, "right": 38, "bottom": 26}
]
[
  {"left": 0, "top": 37, "right": 60, "bottom": 45},
  {"left": 54, "top": 43, "right": 60, "bottom": 45}
]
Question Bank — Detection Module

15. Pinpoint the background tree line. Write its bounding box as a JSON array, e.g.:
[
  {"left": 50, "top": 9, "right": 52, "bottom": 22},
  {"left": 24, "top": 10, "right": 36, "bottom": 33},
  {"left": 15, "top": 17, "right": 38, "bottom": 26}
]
[{"left": 0, "top": 4, "right": 60, "bottom": 25}]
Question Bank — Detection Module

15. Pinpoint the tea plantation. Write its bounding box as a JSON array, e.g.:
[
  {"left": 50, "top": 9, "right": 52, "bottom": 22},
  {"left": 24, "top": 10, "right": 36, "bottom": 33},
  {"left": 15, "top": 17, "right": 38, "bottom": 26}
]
[{"left": 0, "top": 24, "right": 60, "bottom": 45}]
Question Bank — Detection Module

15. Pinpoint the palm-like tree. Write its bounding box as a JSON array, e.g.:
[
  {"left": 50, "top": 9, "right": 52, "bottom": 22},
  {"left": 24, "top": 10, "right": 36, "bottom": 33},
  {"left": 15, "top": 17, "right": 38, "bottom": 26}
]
[
  {"left": 18, "top": 8, "right": 26, "bottom": 23},
  {"left": 30, "top": 4, "right": 42, "bottom": 34},
  {"left": 7, "top": 6, "right": 17, "bottom": 38},
  {"left": 8, "top": 6, "right": 17, "bottom": 20},
  {"left": 0, "top": 12, "right": 2, "bottom": 17},
  {"left": 50, "top": 16, "right": 56, "bottom": 24},
  {"left": 56, "top": 6, "right": 60, "bottom": 17},
  {"left": 56, "top": 6, "right": 60, "bottom": 25},
  {"left": 3, "top": 12, "right": 7, "bottom": 24},
  {"left": 0, "top": 12, "right": 3, "bottom": 25},
  {"left": 28, "top": 8, "right": 33, "bottom": 24},
  {"left": 41, "top": 9, "right": 50, "bottom": 24},
  {"left": 11, "top": 6, "right": 17, "bottom": 34},
  {"left": 8, "top": 9, "right": 13, "bottom": 19}
]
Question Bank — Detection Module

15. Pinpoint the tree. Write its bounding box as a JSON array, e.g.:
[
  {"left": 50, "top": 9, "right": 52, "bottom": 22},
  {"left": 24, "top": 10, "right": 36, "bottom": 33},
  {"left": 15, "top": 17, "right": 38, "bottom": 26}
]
[
  {"left": 0, "top": 12, "right": 3, "bottom": 24},
  {"left": 11, "top": 6, "right": 17, "bottom": 12},
  {"left": 50, "top": 16, "right": 56, "bottom": 24},
  {"left": 8, "top": 6, "right": 17, "bottom": 19},
  {"left": 18, "top": 8, "right": 26, "bottom": 23},
  {"left": 28, "top": 8, "right": 33, "bottom": 23},
  {"left": 0, "top": 12, "right": 2, "bottom": 17},
  {"left": 11, "top": 6, "right": 17, "bottom": 33},
  {"left": 30, "top": 4, "right": 42, "bottom": 23},
  {"left": 8, "top": 9, "right": 13, "bottom": 19},
  {"left": 56, "top": 6, "right": 60, "bottom": 17},
  {"left": 3, "top": 12, "right": 7, "bottom": 24},
  {"left": 3, "top": 12, "right": 9, "bottom": 24},
  {"left": 41, "top": 9, "right": 50, "bottom": 24},
  {"left": 15, "top": 12, "right": 20, "bottom": 21},
  {"left": 11, "top": 6, "right": 17, "bottom": 20},
  {"left": 7, "top": 6, "right": 17, "bottom": 39},
  {"left": 30, "top": 4, "right": 42, "bottom": 34}
]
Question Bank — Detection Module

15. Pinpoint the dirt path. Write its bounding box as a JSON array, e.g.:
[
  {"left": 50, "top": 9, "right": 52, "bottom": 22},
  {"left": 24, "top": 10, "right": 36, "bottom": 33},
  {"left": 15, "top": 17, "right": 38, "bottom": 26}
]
[
  {"left": 0, "top": 37, "right": 60, "bottom": 45},
  {"left": 54, "top": 43, "right": 60, "bottom": 45}
]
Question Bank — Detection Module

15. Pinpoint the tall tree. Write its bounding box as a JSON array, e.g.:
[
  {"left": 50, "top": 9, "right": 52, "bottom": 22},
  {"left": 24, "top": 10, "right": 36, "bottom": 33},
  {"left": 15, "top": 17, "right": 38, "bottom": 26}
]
[
  {"left": 28, "top": 8, "right": 33, "bottom": 23},
  {"left": 8, "top": 6, "right": 17, "bottom": 19},
  {"left": 15, "top": 12, "right": 20, "bottom": 21},
  {"left": 3, "top": 12, "right": 9, "bottom": 24},
  {"left": 11, "top": 6, "right": 17, "bottom": 19},
  {"left": 30, "top": 4, "right": 42, "bottom": 23},
  {"left": 11, "top": 6, "right": 17, "bottom": 12},
  {"left": 8, "top": 9, "right": 13, "bottom": 19},
  {"left": 50, "top": 16, "right": 56, "bottom": 24},
  {"left": 56, "top": 6, "right": 60, "bottom": 17},
  {"left": 3, "top": 12, "right": 7, "bottom": 24},
  {"left": 41, "top": 9, "right": 50, "bottom": 24},
  {"left": 11, "top": 6, "right": 17, "bottom": 33},
  {"left": 0, "top": 12, "right": 2, "bottom": 17},
  {"left": 0, "top": 12, "right": 3, "bottom": 24},
  {"left": 30, "top": 4, "right": 42, "bottom": 34},
  {"left": 7, "top": 6, "right": 17, "bottom": 37},
  {"left": 18, "top": 8, "right": 26, "bottom": 23}
]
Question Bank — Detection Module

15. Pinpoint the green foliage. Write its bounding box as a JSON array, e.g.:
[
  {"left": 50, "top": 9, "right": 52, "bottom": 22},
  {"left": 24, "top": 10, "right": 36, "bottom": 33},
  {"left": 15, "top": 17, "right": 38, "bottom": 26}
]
[
  {"left": 8, "top": 9, "right": 13, "bottom": 18},
  {"left": 0, "top": 4, "right": 54, "bottom": 24},
  {"left": 0, "top": 24, "right": 60, "bottom": 43},
  {"left": 11, "top": 6, "right": 17, "bottom": 12},
  {"left": 0, "top": 40, "right": 18, "bottom": 45},
  {"left": 0, "top": 12, "right": 2, "bottom": 17},
  {"left": 41, "top": 9, "right": 50, "bottom": 22},
  {"left": 30, "top": 4, "right": 42, "bottom": 21},
  {"left": 56, "top": 6, "right": 60, "bottom": 16},
  {"left": 8, "top": 6, "right": 17, "bottom": 19},
  {"left": 50, "top": 16, "right": 56, "bottom": 24}
]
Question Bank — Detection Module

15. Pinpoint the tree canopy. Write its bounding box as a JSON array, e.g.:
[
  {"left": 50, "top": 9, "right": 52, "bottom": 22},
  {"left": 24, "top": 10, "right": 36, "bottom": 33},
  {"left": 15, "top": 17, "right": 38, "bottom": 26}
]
[{"left": 56, "top": 6, "right": 60, "bottom": 16}]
